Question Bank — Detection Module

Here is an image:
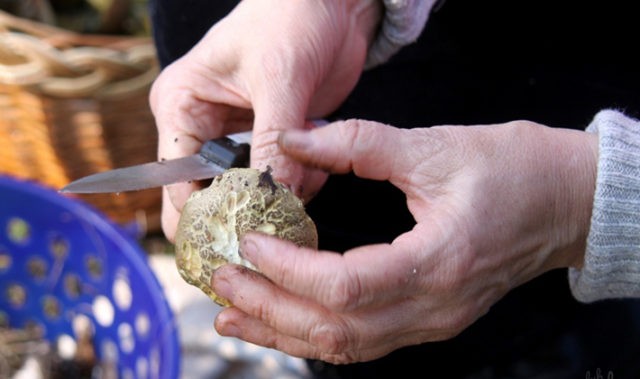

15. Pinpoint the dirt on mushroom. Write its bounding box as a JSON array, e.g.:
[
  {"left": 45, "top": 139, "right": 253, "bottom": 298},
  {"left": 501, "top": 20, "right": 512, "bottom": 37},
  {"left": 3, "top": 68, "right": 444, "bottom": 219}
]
[{"left": 175, "top": 167, "right": 318, "bottom": 306}]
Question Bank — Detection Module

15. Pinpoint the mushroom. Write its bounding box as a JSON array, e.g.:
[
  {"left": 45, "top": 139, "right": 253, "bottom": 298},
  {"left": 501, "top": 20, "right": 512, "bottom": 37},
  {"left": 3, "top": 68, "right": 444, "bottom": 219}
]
[{"left": 175, "top": 167, "right": 318, "bottom": 306}]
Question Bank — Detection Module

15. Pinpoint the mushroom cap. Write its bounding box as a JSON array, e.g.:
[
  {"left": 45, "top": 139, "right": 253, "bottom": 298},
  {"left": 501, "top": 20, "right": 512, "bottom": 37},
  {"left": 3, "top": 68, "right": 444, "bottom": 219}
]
[{"left": 175, "top": 167, "right": 318, "bottom": 306}]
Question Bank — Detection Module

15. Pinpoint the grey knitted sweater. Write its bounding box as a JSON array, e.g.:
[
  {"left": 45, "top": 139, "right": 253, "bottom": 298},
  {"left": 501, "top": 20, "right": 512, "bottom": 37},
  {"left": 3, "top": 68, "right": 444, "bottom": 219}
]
[
  {"left": 569, "top": 110, "right": 640, "bottom": 302},
  {"left": 372, "top": 4, "right": 640, "bottom": 303},
  {"left": 365, "top": 0, "right": 437, "bottom": 68}
]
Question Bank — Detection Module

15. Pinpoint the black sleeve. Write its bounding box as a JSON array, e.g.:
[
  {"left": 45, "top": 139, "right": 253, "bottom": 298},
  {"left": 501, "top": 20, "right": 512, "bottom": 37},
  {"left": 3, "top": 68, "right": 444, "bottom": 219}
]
[{"left": 148, "top": 0, "right": 240, "bottom": 68}]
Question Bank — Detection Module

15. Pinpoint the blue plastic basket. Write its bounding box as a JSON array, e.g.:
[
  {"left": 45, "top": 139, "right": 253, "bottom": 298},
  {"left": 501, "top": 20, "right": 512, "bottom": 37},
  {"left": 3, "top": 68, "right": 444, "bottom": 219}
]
[{"left": 0, "top": 176, "right": 180, "bottom": 379}]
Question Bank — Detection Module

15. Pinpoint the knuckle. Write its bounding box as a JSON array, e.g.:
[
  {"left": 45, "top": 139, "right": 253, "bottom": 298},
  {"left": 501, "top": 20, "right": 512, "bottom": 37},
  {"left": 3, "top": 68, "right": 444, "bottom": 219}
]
[
  {"left": 260, "top": 332, "right": 281, "bottom": 351},
  {"left": 323, "top": 270, "right": 362, "bottom": 311},
  {"left": 338, "top": 119, "right": 397, "bottom": 178},
  {"left": 309, "top": 320, "right": 352, "bottom": 355},
  {"left": 251, "top": 298, "right": 274, "bottom": 323},
  {"left": 340, "top": 119, "right": 377, "bottom": 151},
  {"left": 319, "top": 352, "right": 358, "bottom": 365}
]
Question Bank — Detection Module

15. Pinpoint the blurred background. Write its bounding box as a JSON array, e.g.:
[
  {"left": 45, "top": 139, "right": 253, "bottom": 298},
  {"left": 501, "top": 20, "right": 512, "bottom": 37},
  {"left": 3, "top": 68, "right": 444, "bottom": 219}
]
[
  {"left": 0, "top": 2, "right": 311, "bottom": 378},
  {"left": 0, "top": 0, "right": 151, "bottom": 36},
  {"left": 0, "top": 0, "right": 160, "bottom": 235}
]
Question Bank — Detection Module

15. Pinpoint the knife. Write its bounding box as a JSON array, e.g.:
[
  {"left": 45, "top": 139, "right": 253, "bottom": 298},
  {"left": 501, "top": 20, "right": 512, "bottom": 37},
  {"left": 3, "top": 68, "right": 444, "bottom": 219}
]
[{"left": 60, "top": 131, "right": 251, "bottom": 194}]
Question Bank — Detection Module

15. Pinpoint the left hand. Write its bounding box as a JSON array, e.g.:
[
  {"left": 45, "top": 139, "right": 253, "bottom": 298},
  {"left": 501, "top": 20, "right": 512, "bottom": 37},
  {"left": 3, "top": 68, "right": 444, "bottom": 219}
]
[
  {"left": 211, "top": 119, "right": 598, "bottom": 364},
  {"left": 149, "top": 0, "right": 381, "bottom": 241}
]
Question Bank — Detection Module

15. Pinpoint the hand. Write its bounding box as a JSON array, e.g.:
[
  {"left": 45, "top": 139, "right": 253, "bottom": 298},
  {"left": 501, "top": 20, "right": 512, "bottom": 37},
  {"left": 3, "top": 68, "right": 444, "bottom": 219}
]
[
  {"left": 150, "top": 0, "right": 382, "bottom": 241},
  {"left": 211, "top": 119, "right": 598, "bottom": 363}
]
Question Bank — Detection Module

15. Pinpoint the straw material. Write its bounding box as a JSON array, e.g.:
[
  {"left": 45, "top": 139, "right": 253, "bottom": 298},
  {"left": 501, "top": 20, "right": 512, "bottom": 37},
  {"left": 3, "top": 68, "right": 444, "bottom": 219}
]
[{"left": 0, "top": 10, "right": 161, "bottom": 233}]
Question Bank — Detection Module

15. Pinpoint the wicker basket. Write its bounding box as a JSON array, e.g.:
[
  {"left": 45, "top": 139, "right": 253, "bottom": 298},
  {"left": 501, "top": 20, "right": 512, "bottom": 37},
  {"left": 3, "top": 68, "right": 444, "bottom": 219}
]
[{"left": 0, "top": 10, "right": 162, "bottom": 234}]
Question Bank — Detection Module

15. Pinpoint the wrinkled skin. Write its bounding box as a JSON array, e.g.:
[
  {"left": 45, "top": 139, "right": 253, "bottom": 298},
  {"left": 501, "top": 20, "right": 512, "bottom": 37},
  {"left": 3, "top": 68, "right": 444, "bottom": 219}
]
[
  {"left": 149, "top": 0, "right": 382, "bottom": 241},
  {"left": 149, "top": 0, "right": 599, "bottom": 366},
  {"left": 211, "top": 119, "right": 597, "bottom": 364}
]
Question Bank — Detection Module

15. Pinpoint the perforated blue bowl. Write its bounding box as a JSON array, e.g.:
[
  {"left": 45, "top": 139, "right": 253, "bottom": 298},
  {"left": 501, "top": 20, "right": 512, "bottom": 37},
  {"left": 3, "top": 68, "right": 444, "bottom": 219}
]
[{"left": 0, "top": 175, "right": 179, "bottom": 379}]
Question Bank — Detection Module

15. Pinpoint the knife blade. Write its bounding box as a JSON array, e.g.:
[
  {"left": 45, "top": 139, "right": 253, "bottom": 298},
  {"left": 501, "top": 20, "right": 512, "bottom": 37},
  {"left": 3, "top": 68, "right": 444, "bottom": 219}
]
[{"left": 60, "top": 131, "right": 251, "bottom": 194}]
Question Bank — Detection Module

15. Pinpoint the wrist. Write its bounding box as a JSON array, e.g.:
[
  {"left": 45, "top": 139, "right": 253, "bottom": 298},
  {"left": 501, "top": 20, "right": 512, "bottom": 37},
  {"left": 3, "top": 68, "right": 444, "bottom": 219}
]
[{"left": 546, "top": 128, "right": 598, "bottom": 270}]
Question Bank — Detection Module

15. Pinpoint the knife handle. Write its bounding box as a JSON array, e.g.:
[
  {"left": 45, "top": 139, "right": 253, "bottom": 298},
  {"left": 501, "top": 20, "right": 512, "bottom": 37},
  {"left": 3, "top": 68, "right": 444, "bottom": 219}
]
[{"left": 199, "top": 136, "right": 250, "bottom": 169}]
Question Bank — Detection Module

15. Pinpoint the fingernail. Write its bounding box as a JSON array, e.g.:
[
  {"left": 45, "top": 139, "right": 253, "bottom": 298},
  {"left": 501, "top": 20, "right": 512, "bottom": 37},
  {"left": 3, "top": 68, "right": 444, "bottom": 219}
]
[
  {"left": 216, "top": 313, "right": 242, "bottom": 337},
  {"left": 221, "top": 321, "right": 242, "bottom": 337},
  {"left": 278, "top": 129, "right": 311, "bottom": 151}
]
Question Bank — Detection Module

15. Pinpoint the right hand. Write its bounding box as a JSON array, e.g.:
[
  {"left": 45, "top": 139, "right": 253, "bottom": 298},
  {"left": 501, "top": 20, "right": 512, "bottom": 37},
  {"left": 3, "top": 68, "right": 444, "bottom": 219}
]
[{"left": 150, "top": 0, "right": 382, "bottom": 241}]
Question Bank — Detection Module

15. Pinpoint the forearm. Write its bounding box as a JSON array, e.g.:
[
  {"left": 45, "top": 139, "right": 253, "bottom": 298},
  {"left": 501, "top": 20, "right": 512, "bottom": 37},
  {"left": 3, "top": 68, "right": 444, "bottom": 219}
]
[{"left": 569, "top": 110, "right": 640, "bottom": 302}]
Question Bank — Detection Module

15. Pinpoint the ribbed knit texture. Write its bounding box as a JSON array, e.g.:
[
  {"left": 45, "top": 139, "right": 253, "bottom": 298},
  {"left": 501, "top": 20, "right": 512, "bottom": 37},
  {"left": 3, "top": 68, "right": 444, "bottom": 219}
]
[
  {"left": 569, "top": 110, "right": 640, "bottom": 302},
  {"left": 365, "top": 0, "right": 437, "bottom": 68}
]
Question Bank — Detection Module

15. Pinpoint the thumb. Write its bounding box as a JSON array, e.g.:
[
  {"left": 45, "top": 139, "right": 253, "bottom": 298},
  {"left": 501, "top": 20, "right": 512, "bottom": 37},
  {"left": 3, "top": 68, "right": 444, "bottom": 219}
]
[{"left": 278, "top": 119, "right": 409, "bottom": 182}]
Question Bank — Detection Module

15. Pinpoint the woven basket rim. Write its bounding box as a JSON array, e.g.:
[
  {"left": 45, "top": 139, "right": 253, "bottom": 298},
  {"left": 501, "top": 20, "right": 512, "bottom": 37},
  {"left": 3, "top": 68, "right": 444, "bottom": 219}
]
[{"left": 0, "top": 10, "right": 158, "bottom": 99}]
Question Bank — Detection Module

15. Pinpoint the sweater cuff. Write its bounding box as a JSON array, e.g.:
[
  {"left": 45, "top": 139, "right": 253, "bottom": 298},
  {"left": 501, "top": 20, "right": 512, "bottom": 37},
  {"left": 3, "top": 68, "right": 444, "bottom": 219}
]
[
  {"left": 365, "top": 0, "right": 437, "bottom": 68},
  {"left": 569, "top": 110, "right": 640, "bottom": 302}
]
